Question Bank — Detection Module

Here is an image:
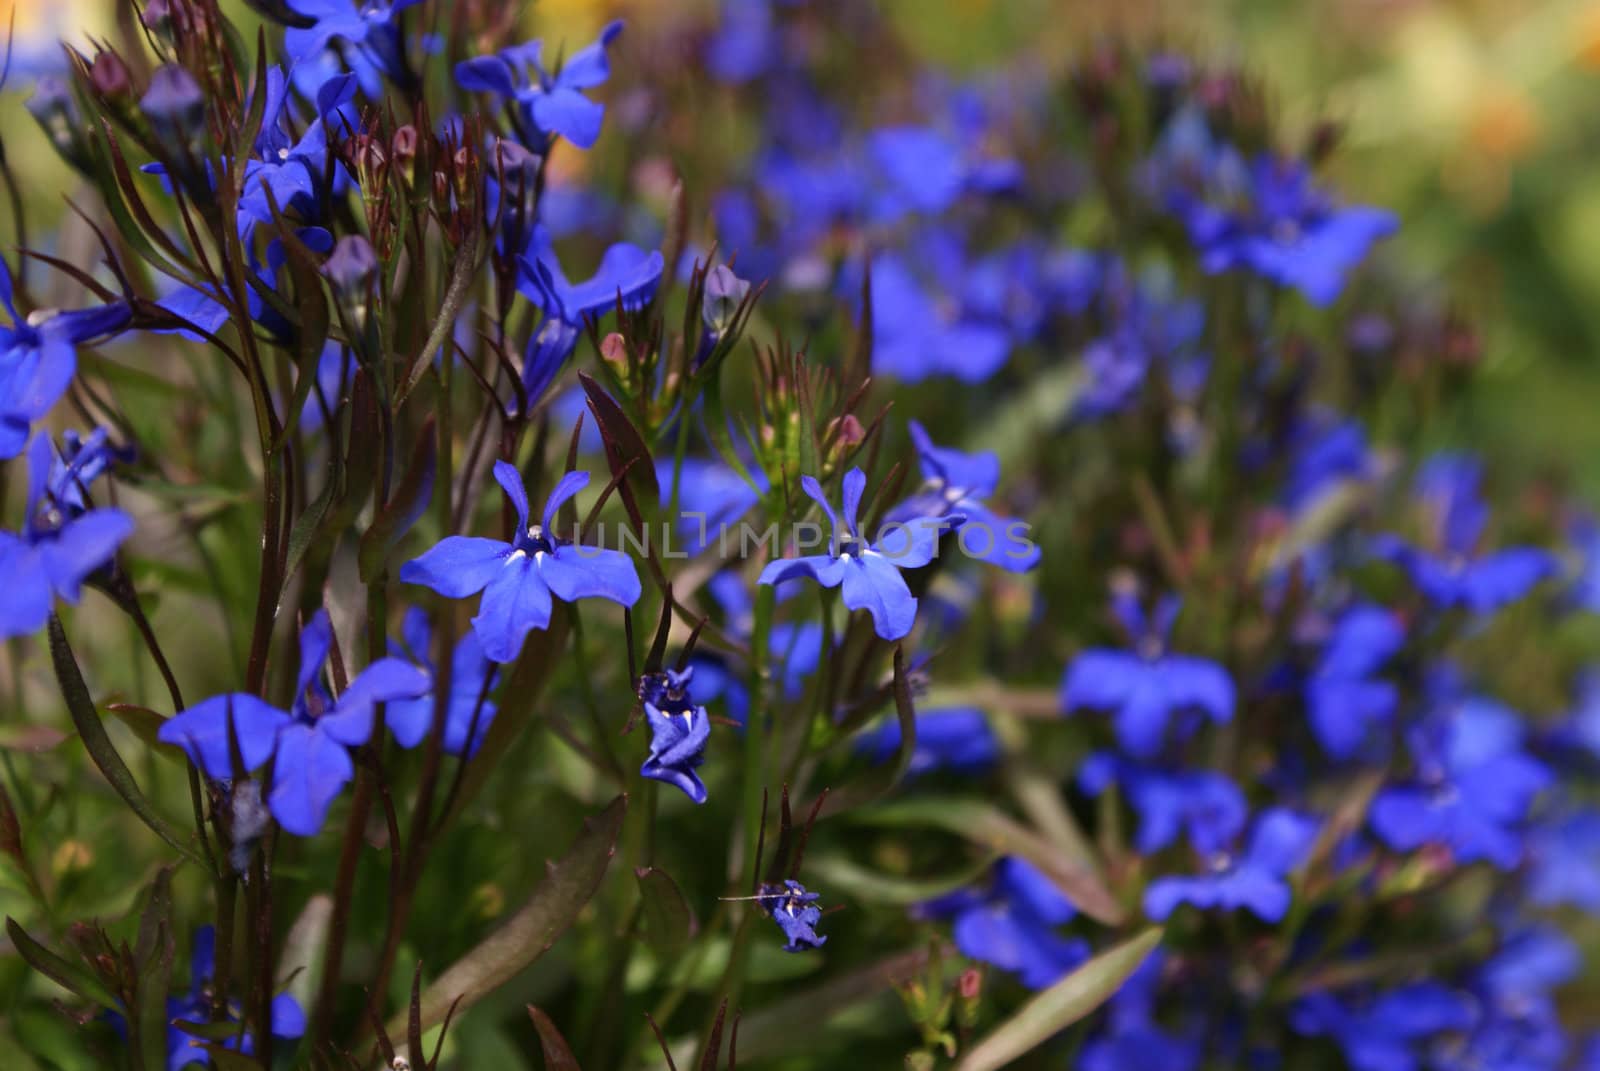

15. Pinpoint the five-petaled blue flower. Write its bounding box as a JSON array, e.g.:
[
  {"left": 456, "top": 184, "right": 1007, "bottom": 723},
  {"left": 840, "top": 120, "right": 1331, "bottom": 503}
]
[
  {"left": 1372, "top": 454, "right": 1556, "bottom": 614},
  {"left": 0, "top": 259, "right": 129, "bottom": 458},
  {"left": 1305, "top": 603, "right": 1404, "bottom": 759},
  {"left": 285, "top": 0, "right": 422, "bottom": 88},
  {"left": 1060, "top": 594, "right": 1234, "bottom": 758},
  {"left": 1291, "top": 982, "right": 1475, "bottom": 1071},
  {"left": 400, "top": 464, "right": 643, "bottom": 663},
  {"left": 758, "top": 879, "right": 828, "bottom": 952},
  {"left": 638, "top": 667, "right": 712, "bottom": 803},
  {"left": 1143, "top": 807, "right": 1320, "bottom": 922},
  {"left": 386, "top": 607, "right": 499, "bottom": 755},
  {"left": 758, "top": 468, "right": 955, "bottom": 641},
  {"left": 0, "top": 433, "right": 134, "bottom": 638},
  {"left": 915, "top": 857, "right": 1087, "bottom": 989},
  {"left": 1079, "top": 752, "right": 1247, "bottom": 857},
  {"left": 885, "top": 420, "right": 1039, "bottom": 573},
  {"left": 455, "top": 21, "right": 624, "bottom": 150},
  {"left": 158, "top": 610, "right": 430, "bottom": 836}
]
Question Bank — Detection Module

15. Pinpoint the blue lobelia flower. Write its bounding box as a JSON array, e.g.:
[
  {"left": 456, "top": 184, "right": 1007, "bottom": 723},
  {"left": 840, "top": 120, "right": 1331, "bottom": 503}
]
[
  {"left": 385, "top": 607, "right": 498, "bottom": 755},
  {"left": 1370, "top": 692, "right": 1552, "bottom": 869},
  {"left": 284, "top": 0, "right": 422, "bottom": 89},
  {"left": 1144, "top": 807, "right": 1320, "bottom": 922},
  {"left": 1527, "top": 809, "right": 1600, "bottom": 912},
  {"left": 655, "top": 457, "right": 763, "bottom": 557},
  {"left": 400, "top": 465, "right": 642, "bottom": 663},
  {"left": 757, "top": 879, "right": 827, "bottom": 952},
  {"left": 108, "top": 925, "right": 305, "bottom": 1070},
  {"left": 516, "top": 225, "right": 664, "bottom": 409},
  {"left": 706, "top": 0, "right": 778, "bottom": 85},
  {"left": 0, "top": 259, "right": 129, "bottom": 458},
  {"left": 1078, "top": 752, "right": 1247, "bottom": 857},
  {"left": 1072, "top": 262, "right": 1207, "bottom": 421},
  {"left": 1078, "top": 951, "right": 1201, "bottom": 1071},
  {"left": 637, "top": 667, "right": 712, "bottom": 803},
  {"left": 1060, "top": 594, "right": 1234, "bottom": 759},
  {"left": 1291, "top": 983, "right": 1476, "bottom": 1071},
  {"left": 1283, "top": 413, "right": 1377, "bottom": 514},
  {"left": 1372, "top": 454, "right": 1556, "bottom": 614},
  {"left": 455, "top": 21, "right": 624, "bottom": 151},
  {"left": 156, "top": 227, "right": 336, "bottom": 344},
  {"left": 855, "top": 706, "right": 999, "bottom": 778},
  {"left": 757, "top": 468, "right": 956, "bottom": 642},
  {"left": 0, "top": 433, "right": 135, "bottom": 638},
  {"left": 236, "top": 68, "right": 358, "bottom": 237},
  {"left": 884, "top": 420, "right": 1039, "bottom": 573},
  {"left": 915, "top": 857, "right": 1088, "bottom": 989},
  {"left": 157, "top": 611, "right": 429, "bottom": 836},
  {"left": 866, "top": 253, "right": 1010, "bottom": 383},
  {"left": 1305, "top": 603, "right": 1404, "bottom": 758}
]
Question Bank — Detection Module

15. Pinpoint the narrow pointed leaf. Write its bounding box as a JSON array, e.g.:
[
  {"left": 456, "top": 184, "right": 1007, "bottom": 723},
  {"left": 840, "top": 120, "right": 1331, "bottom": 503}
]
[
  {"left": 955, "top": 928, "right": 1162, "bottom": 1071},
  {"left": 526, "top": 1006, "right": 582, "bottom": 1070},
  {"left": 636, "top": 867, "right": 697, "bottom": 958},
  {"left": 5, "top": 917, "right": 121, "bottom": 1009}
]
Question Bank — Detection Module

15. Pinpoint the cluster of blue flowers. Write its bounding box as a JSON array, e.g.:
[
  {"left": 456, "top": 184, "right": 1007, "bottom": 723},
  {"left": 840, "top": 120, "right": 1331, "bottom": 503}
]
[{"left": 2, "top": 0, "right": 1597, "bottom": 1067}]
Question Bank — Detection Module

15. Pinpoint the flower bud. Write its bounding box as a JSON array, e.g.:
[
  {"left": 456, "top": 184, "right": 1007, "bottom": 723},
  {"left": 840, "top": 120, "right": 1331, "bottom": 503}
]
[
  {"left": 702, "top": 264, "right": 751, "bottom": 337},
  {"left": 89, "top": 52, "right": 132, "bottom": 98},
  {"left": 26, "top": 78, "right": 90, "bottom": 170},
  {"left": 324, "top": 235, "right": 379, "bottom": 329},
  {"left": 141, "top": 64, "right": 206, "bottom": 148}
]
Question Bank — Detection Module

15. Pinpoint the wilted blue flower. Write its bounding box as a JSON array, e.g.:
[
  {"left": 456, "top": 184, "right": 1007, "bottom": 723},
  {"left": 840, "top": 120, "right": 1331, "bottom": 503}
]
[
  {"left": 1370, "top": 693, "right": 1552, "bottom": 868},
  {"left": 1079, "top": 753, "right": 1247, "bottom": 856},
  {"left": 638, "top": 667, "right": 711, "bottom": 803},
  {"left": 855, "top": 706, "right": 999, "bottom": 777},
  {"left": 158, "top": 611, "right": 429, "bottom": 835},
  {"left": 455, "top": 21, "right": 624, "bottom": 150},
  {"left": 400, "top": 464, "right": 643, "bottom": 663},
  {"left": 1373, "top": 454, "right": 1556, "bottom": 614},
  {"left": 916, "top": 857, "right": 1087, "bottom": 989},
  {"left": 885, "top": 420, "right": 1039, "bottom": 573},
  {"left": 0, "top": 260, "right": 130, "bottom": 458},
  {"left": 1292, "top": 983, "right": 1476, "bottom": 1071},
  {"left": 0, "top": 434, "right": 134, "bottom": 638},
  {"left": 1060, "top": 594, "right": 1234, "bottom": 758},
  {"left": 1144, "top": 808, "right": 1319, "bottom": 922},
  {"left": 758, "top": 879, "right": 827, "bottom": 952},
  {"left": 386, "top": 607, "right": 499, "bottom": 755},
  {"left": 1305, "top": 603, "right": 1404, "bottom": 758},
  {"left": 758, "top": 468, "right": 957, "bottom": 641}
]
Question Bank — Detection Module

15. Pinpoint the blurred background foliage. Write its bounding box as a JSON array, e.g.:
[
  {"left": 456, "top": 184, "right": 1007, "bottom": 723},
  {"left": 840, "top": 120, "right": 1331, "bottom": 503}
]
[{"left": 7, "top": 0, "right": 1600, "bottom": 488}]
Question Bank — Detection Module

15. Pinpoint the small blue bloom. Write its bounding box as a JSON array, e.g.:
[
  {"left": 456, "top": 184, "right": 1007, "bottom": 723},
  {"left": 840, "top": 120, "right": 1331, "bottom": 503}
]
[
  {"left": 400, "top": 465, "right": 643, "bottom": 663},
  {"left": 867, "top": 253, "right": 1010, "bottom": 383},
  {"left": 706, "top": 0, "right": 777, "bottom": 85},
  {"left": 516, "top": 226, "right": 664, "bottom": 407},
  {"left": 885, "top": 420, "right": 1039, "bottom": 573},
  {"left": 1060, "top": 594, "right": 1234, "bottom": 758},
  {"left": 0, "top": 434, "right": 134, "bottom": 638},
  {"left": 1283, "top": 414, "right": 1376, "bottom": 514},
  {"left": 1305, "top": 603, "right": 1404, "bottom": 758},
  {"left": 655, "top": 457, "right": 763, "bottom": 557},
  {"left": 1079, "top": 753, "right": 1247, "bottom": 857},
  {"left": 455, "top": 21, "right": 624, "bottom": 150},
  {"left": 158, "top": 611, "right": 429, "bottom": 835},
  {"left": 1372, "top": 454, "right": 1556, "bottom": 614},
  {"left": 855, "top": 706, "right": 999, "bottom": 778},
  {"left": 1370, "top": 694, "right": 1552, "bottom": 869},
  {"left": 1143, "top": 808, "right": 1319, "bottom": 922},
  {"left": 285, "top": 0, "right": 422, "bottom": 89},
  {"left": 1291, "top": 983, "right": 1475, "bottom": 1071},
  {"left": 637, "top": 667, "right": 711, "bottom": 804},
  {"left": 916, "top": 857, "right": 1087, "bottom": 989},
  {"left": 758, "top": 467, "right": 957, "bottom": 641},
  {"left": 758, "top": 879, "right": 827, "bottom": 952},
  {"left": 1527, "top": 809, "right": 1600, "bottom": 912},
  {"left": 236, "top": 69, "right": 358, "bottom": 236},
  {"left": 0, "top": 259, "right": 129, "bottom": 457},
  {"left": 386, "top": 607, "right": 499, "bottom": 755}
]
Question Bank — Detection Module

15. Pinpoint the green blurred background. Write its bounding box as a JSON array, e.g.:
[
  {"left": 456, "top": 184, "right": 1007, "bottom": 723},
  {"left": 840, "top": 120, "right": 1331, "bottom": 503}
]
[{"left": 5, "top": 0, "right": 1600, "bottom": 487}]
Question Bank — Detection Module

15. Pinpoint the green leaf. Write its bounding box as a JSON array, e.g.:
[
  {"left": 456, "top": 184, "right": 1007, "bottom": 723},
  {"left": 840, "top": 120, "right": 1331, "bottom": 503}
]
[
  {"left": 280, "top": 466, "right": 339, "bottom": 596},
  {"left": 805, "top": 854, "right": 994, "bottom": 906},
  {"left": 358, "top": 416, "right": 436, "bottom": 582},
  {"left": 47, "top": 616, "right": 207, "bottom": 868},
  {"left": 395, "top": 796, "right": 626, "bottom": 1038},
  {"left": 578, "top": 372, "right": 660, "bottom": 527},
  {"left": 4, "top": 917, "right": 120, "bottom": 1010},
  {"left": 954, "top": 927, "right": 1163, "bottom": 1071},
  {"left": 525, "top": 1006, "right": 582, "bottom": 1070},
  {"left": 104, "top": 704, "right": 187, "bottom": 766},
  {"left": 133, "top": 869, "right": 177, "bottom": 1071},
  {"left": 851, "top": 797, "right": 1125, "bottom": 925},
  {"left": 635, "top": 867, "right": 697, "bottom": 958}
]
